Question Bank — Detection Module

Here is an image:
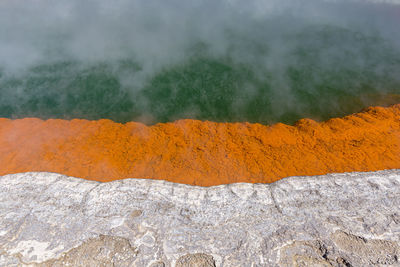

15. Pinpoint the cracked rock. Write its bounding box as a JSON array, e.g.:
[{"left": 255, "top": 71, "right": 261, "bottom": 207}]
[{"left": 1, "top": 170, "right": 400, "bottom": 266}]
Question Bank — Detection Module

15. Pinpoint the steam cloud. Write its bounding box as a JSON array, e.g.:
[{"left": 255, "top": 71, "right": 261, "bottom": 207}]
[{"left": 0, "top": 0, "right": 400, "bottom": 124}]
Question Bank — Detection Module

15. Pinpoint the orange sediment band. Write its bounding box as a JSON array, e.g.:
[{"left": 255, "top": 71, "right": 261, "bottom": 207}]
[{"left": 1, "top": 104, "right": 400, "bottom": 186}]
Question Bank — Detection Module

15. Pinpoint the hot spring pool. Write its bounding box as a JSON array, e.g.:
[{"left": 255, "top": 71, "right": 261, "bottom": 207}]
[{"left": 0, "top": 0, "right": 399, "bottom": 125}]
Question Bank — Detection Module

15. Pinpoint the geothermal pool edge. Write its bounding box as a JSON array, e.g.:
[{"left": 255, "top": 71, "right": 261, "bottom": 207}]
[
  {"left": 2, "top": 104, "right": 400, "bottom": 186},
  {"left": 1, "top": 170, "right": 400, "bottom": 266}
]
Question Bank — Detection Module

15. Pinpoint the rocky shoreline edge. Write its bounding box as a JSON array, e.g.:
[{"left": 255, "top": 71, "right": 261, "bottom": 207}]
[{"left": 1, "top": 170, "right": 400, "bottom": 266}]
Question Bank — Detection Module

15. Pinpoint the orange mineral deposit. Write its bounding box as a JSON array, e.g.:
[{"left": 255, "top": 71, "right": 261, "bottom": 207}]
[{"left": 1, "top": 104, "right": 400, "bottom": 186}]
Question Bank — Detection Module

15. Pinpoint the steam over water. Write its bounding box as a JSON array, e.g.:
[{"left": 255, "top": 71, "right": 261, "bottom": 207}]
[{"left": 1, "top": 0, "right": 400, "bottom": 124}]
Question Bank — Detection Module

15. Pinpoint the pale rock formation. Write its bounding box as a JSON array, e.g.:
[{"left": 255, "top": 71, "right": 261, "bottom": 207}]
[{"left": 1, "top": 170, "right": 400, "bottom": 266}]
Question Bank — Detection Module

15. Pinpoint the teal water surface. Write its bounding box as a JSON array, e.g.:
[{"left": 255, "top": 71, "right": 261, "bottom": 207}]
[{"left": 1, "top": 25, "right": 400, "bottom": 124}]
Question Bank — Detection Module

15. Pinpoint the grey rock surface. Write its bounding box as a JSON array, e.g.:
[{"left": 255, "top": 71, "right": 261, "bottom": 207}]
[{"left": 1, "top": 170, "right": 400, "bottom": 266}]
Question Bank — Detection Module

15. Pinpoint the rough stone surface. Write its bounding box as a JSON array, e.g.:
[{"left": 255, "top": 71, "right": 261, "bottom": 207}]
[
  {"left": 176, "top": 253, "right": 216, "bottom": 267},
  {"left": 38, "top": 235, "right": 138, "bottom": 267},
  {"left": 1, "top": 170, "right": 400, "bottom": 266}
]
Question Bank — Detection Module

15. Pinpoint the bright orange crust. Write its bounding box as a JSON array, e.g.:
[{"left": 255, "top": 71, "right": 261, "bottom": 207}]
[{"left": 1, "top": 105, "right": 400, "bottom": 186}]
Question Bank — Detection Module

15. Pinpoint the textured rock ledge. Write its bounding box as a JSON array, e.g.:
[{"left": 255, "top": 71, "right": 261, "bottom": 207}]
[{"left": 1, "top": 170, "right": 400, "bottom": 266}]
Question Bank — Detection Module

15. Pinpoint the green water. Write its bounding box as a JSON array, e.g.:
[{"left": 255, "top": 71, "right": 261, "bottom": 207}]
[{"left": 1, "top": 25, "right": 400, "bottom": 125}]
